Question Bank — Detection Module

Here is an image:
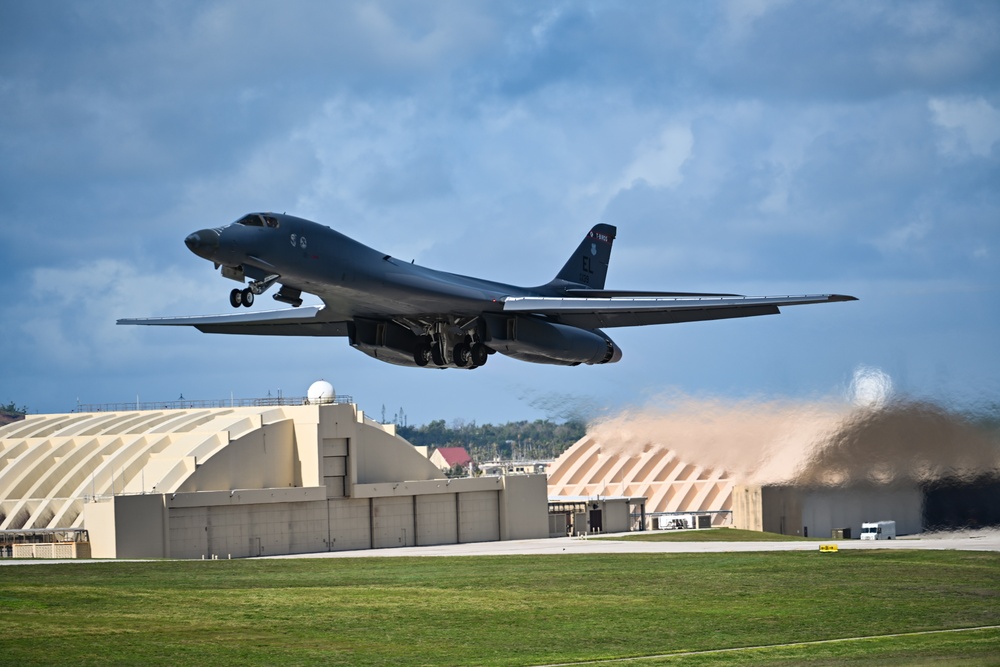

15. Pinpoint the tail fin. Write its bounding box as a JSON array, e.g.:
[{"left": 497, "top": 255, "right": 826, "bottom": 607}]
[{"left": 553, "top": 223, "right": 617, "bottom": 289}]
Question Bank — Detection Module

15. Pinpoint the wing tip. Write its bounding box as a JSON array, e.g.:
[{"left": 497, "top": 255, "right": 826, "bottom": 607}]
[{"left": 828, "top": 294, "right": 859, "bottom": 302}]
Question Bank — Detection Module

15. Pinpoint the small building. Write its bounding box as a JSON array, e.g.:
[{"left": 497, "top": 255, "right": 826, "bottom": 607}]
[
  {"left": 480, "top": 460, "right": 551, "bottom": 476},
  {"left": 429, "top": 446, "right": 472, "bottom": 473},
  {"left": 547, "top": 495, "right": 646, "bottom": 537}
]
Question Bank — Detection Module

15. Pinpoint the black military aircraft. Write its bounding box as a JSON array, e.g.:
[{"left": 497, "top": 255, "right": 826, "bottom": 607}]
[{"left": 118, "top": 212, "right": 855, "bottom": 369}]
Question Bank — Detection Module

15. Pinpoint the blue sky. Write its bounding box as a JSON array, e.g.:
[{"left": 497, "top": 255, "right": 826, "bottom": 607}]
[{"left": 2, "top": 1, "right": 998, "bottom": 425}]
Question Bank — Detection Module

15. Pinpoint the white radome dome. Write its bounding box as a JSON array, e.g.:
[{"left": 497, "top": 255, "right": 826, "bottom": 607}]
[{"left": 307, "top": 380, "right": 335, "bottom": 404}]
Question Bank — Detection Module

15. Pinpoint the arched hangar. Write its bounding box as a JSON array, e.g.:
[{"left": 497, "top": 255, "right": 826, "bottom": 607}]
[
  {"left": 548, "top": 399, "right": 1000, "bottom": 538},
  {"left": 0, "top": 403, "right": 548, "bottom": 558}
]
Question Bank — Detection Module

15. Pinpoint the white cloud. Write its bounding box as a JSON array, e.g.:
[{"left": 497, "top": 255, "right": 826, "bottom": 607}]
[
  {"left": 929, "top": 96, "right": 1000, "bottom": 158},
  {"left": 615, "top": 125, "right": 693, "bottom": 193},
  {"left": 16, "top": 259, "right": 218, "bottom": 370},
  {"left": 720, "top": 0, "right": 792, "bottom": 41},
  {"left": 873, "top": 215, "right": 934, "bottom": 254},
  {"left": 529, "top": 5, "right": 566, "bottom": 46}
]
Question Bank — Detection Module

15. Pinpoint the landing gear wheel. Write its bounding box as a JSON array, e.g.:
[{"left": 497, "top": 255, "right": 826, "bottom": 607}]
[
  {"left": 470, "top": 343, "right": 489, "bottom": 367},
  {"left": 413, "top": 342, "right": 432, "bottom": 367},
  {"left": 431, "top": 342, "right": 446, "bottom": 367},
  {"left": 240, "top": 288, "right": 254, "bottom": 307},
  {"left": 229, "top": 289, "right": 242, "bottom": 308},
  {"left": 453, "top": 343, "right": 471, "bottom": 368}
]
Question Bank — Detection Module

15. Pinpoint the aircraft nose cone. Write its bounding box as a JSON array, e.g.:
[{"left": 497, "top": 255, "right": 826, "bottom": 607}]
[{"left": 184, "top": 228, "right": 220, "bottom": 257}]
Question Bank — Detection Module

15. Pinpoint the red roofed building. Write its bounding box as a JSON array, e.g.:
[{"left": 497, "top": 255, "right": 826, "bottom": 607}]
[{"left": 429, "top": 446, "right": 472, "bottom": 473}]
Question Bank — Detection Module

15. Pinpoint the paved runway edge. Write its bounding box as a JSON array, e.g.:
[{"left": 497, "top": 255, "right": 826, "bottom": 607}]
[{"left": 262, "top": 529, "right": 1000, "bottom": 559}]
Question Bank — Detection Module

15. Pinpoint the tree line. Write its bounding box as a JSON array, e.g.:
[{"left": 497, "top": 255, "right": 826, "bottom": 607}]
[
  {"left": 1, "top": 402, "right": 27, "bottom": 415},
  {"left": 397, "top": 419, "right": 587, "bottom": 462}
]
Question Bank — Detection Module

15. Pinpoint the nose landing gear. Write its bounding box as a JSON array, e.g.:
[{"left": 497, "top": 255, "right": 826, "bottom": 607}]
[
  {"left": 230, "top": 288, "right": 254, "bottom": 308},
  {"left": 228, "top": 273, "right": 279, "bottom": 308}
]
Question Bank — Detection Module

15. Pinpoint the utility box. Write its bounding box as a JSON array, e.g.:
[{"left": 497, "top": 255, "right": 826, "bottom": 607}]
[{"left": 831, "top": 527, "right": 852, "bottom": 539}]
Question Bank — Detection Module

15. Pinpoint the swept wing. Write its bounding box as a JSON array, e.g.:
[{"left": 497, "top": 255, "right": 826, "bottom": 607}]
[
  {"left": 118, "top": 305, "right": 349, "bottom": 336},
  {"left": 502, "top": 293, "right": 856, "bottom": 328}
]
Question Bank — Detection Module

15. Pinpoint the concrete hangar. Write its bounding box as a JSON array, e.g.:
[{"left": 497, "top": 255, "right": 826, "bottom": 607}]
[
  {"left": 0, "top": 400, "right": 548, "bottom": 559},
  {"left": 548, "top": 399, "right": 1000, "bottom": 538}
]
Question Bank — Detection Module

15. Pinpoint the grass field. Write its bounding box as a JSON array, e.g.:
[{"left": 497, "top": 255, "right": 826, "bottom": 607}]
[{"left": 1, "top": 550, "right": 998, "bottom": 666}]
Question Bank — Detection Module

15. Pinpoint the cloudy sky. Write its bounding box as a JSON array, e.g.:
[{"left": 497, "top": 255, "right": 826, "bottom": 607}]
[{"left": 2, "top": 1, "right": 998, "bottom": 425}]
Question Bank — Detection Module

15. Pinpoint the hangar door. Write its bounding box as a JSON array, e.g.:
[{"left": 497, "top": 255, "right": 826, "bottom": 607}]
[
  {"left": 328, "top": 498, "right": 371, "bottom": 552},
  {"left": 416, "top": 494, "right": 458, "bottom": 546},
  {"left": 372, "top": 496, "right": 414, "bottom": 548},
  {"left": 458, "top": 491, "right": 500, "bottom": 543}
]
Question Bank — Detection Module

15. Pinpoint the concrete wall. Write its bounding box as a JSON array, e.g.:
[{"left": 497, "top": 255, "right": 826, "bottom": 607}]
[
  {"left": 798, "top": 485, "right": 922, "bottom": 538},
  {"left": 458, "top": 491, "right": 500, "bottom": 543},
  {"left": 357, "top": 427, "right": 443, "bottom": 483},
  {"left": 85, "top": 493, "right": 168, "bottom": 558},
  {"left": 603, "top": 498, "right": 631, "bottom": 533},
  {"left": 75, "top": 403, "right": 550, "bottom": 559},
  {"left": 87, "top": 478, "right": 549, "bottom": 558},
  {"left": 176, "top": 420, "right": 297, "bottom": 493},
  {"left": 759, "top": 484, "right": 923, "bottom": 538},
  {"left": 372, "top": 495, "right": 415, "bottom": 548},
  {"left": 83, "top": 499, "right": 116, "bottom": 558},
  {"left": 499, "top": 475, "right": 549, "bottom": 540},
  {"left": 732, "top": 485, "right": 764, "bottom": 532},
  {"left": 416, "top": 493, "right": 458, "bottom": 546},
  {"left": 328, "top": 497, "right": 371, "bottom": 551}
]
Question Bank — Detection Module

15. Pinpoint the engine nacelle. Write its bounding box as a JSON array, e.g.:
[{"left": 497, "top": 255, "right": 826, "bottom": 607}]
[
  {"left": 482, "top": 314, "right": 622, "bottom": 366},
  {"left": 349, "top": 318, "right": 426, "bottom": 367}
]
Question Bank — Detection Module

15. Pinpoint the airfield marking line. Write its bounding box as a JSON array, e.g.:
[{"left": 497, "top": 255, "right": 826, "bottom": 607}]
[{"left": 529, "top": 624, "right": 1000, "bottom": 666}]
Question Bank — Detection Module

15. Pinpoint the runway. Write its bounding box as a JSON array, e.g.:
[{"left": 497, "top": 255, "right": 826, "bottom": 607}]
[
  {"left": 263, "top": 528, "right": 1000, "bottom": 559},
  {"left": 3, "top": 530, "right": 997, "bottom": 565}
]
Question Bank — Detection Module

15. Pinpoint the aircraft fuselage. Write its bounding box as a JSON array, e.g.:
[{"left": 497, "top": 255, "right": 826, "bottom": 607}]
[{"left": 122, "top": 211, "right": 854, "bottom": 370}]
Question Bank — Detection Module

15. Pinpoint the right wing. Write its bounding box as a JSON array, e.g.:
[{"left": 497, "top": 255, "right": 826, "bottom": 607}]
[
  {"left": 117, "top": 305, "right": 350, "bottom": 336},
  {"left": 502, "top": 293, "right": 857, "bottom": 328}
]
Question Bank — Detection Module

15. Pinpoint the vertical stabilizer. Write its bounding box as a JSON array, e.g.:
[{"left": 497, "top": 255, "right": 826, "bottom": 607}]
[{"left": 554, "top": 224, "right": 617, "bottom": 289}]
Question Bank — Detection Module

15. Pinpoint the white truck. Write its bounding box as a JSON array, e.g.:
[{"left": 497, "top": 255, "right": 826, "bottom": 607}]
[{"left": 860, "top": 520, "right": 896, "bottom": 540}]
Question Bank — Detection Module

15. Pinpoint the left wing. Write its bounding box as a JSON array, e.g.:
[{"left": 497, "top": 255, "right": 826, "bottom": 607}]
[
  {"left": 117, "top": 305, "right": 350, "bottom": 336},
  {"left": 502, "top": 293, "right": 856, "bottom": 328}
]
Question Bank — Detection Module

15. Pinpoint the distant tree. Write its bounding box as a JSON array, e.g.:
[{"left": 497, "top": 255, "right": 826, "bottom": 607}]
[
  {"left": 398, "top": 419, "right": 586, "bottom": 461},
  {"left": 1, "top": 401, "right": 27, "bottom": 416},
  {"left": 444, "top": 463, "right": 469, "bottom": 478}
]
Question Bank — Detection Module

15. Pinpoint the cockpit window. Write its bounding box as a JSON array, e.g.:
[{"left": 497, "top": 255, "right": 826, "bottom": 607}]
[
  {"left": 234, "top": 214, "right": 280, "bottom": 228},
  {"left": 234, "top": 214, "right": 264, "bottom": 227}
]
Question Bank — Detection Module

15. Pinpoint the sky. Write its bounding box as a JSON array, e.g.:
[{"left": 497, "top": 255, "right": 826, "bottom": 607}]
[{"left": 2, "top": 1, "right": 998, "bottom": 426}]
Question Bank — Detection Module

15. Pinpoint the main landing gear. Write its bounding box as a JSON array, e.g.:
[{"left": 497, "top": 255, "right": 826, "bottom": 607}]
[
  {"left": 453, "top": 341, "right": 489, "bottom": 368},
  {"left": 413, "top": 336, "right": 490, "bottom": 369}
]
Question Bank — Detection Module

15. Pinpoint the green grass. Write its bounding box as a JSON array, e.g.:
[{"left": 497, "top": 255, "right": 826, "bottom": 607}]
[
  {"left": 602, "top": 528, "right": 811, "bottom": 542},
  {"left": 1, "top": 550, "right": 998, "bottom": 666}
]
